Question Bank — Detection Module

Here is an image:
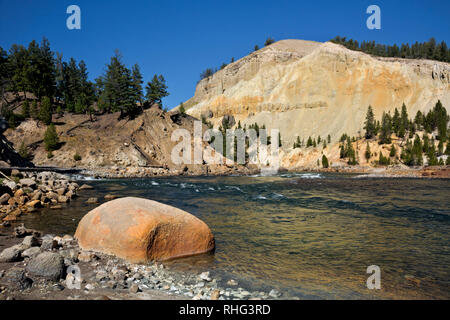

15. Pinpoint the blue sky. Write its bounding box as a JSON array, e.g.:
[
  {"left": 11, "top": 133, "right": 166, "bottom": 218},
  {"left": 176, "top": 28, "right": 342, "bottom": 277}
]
[{"left": 1, "top": 0, "right": 449, "bottom": 109}]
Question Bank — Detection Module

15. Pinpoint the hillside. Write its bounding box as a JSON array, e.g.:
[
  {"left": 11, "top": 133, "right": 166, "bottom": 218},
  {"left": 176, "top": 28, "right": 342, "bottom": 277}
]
[
  {"left": 181, "top": 39, "right": 450, "bottom": 162},
  {"left": 3, "top": 107, "right": 250, "bottom": 177}
]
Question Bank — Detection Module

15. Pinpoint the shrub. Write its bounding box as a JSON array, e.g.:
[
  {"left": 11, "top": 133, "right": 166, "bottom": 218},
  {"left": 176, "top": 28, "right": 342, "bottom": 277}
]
[
  {"left": 74, "top": 153, "right": 81, "bottom": 161},
  {"left": 322, "top": 155, "right": 329, "bottom": 168},
  {"left": 44, "top": 123, "right": 59, "bottom": 151}
]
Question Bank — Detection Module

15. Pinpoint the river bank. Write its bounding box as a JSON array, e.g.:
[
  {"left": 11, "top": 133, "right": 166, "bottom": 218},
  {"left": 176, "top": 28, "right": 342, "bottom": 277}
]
[{"left": 0, "top": 224, "right": 282, "bottom": 300}]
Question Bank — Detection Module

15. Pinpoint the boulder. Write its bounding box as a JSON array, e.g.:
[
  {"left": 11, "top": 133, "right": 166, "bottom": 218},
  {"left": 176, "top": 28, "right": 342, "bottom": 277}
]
[
  {"left": 22, "top": 246, "right": 41, "bottom": 258},
  {"left": 19, "top": 178, "right": 36, "bottom": 188},
  {"left": 75, "top": 197, "right": 215, "bottom": 263},
  {"left": 26, "top": 252, "right": 65, "bottom": 281},
  {"left": 86, "top": 197, "right": 98, "bottom": 204},
  {"left": 0, "top": 193, "right": 11, "bottom": 205},
  {"left": 0, "top": 245, "right": 21, "bottom": 262}
]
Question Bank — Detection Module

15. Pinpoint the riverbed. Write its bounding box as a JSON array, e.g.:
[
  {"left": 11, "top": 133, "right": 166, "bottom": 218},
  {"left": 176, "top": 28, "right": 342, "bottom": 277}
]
[{"left": 19, "top": 173, "right": 450, "bottom": 299}]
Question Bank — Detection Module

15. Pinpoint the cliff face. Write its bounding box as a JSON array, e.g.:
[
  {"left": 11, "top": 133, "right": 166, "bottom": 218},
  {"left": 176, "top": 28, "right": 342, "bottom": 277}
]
[{"left": 183, "top": 40, "right": 450, "bottom": 150}]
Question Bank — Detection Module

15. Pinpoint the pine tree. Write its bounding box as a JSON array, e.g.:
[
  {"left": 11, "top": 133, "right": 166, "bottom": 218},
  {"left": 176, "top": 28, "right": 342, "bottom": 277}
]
[
  {"left": 145, "top": 74, "right": 169, "bottom": 108},
  {"left": 365, "top": 142, "right": 371, "bottom": 160},
  {"left": 18, "top": 142, "right": 30, "bottom": 160},
  {"left": 39, "top": 96, "right": 53, "bottom": 125},
  {"left": 379, "top": 112, "right": 392, "bottom": 144},
  {"left": 22, "top": 100, "right": 30, "bottom": 118},
  {"left": 307, "top": 136, "right": 313, "bottom": 147},
  {"left": 322, "top": 155, "right": 329, "bottom": 168},
  {"left": 327, "top": 134, "right": 331, "bottom": 143},
  {"left": 179, "top": 102, "right": 186, "bottom": 115},
  {"left": 131, "top": 63, "right": 144, "bottom": 108},
  {"left": 44, "top": 123, "right": 59, "bottom": 151},
  {"left": 392, "top": 108, "right": 400, "bottom": 135},
  {"left": 30, "top": 100, "right": 38, "bottom": 119},
  {"left": 364, "top": 106, "right": 376, "bottom": 139},
  {"left": 390, "top": 144, "right": 396, "bottom": 157}
]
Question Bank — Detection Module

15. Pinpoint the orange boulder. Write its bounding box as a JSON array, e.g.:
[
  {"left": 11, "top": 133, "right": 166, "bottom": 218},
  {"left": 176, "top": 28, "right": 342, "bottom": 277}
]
[{"left": 74, "top": 197, "right": 215, "bottom": 263}]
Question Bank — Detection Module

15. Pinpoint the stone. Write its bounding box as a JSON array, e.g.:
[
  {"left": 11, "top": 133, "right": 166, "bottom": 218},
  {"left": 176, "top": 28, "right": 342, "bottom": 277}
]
[
  {"left": 13, "top": 224, "right": 35, "bottom": 237},
  {"left": 11, "top": 169, "right": 21, "bottom": 177},
  {"left": 211, "top": 289, "right": 220, "bottom": 300},
  {"left": 269, "top": 289, "right": 281, "bottom": 298},
  {"left": 104, "top": 194, "right": 118, "bottom": 200},
  {"left": 199, "top": 271, "right": 212, "bottom": 282},
  {"left": 79, "top": 184, "right": 94, "bottom": 190},
  {"left": 14, "top": 189, "right": 24, "bottom": 198},
  {"left": 0, "top": 193, "right": 10, "bottom": 205},
  {"left": 22, "top": 235, "right": 40, "bottom": 248},
  {"left": 41, "top": 238, "right": 59, "bottom": 251},
  {"left": 75, "top": 197, "right": 215, "bottom": 263},
  {"left": 227, "top": 279, "right": 238, "bottom": 286},
  {"left": 86, "top": 197, "right": 98, "bottom": 204},
  {"left": 0, "top": 267, "right": 32, "bottom": 290},
  {"left": 19, "top": 178, "right": 36, "bottom": 188},
  {"left": 3, "top": 180, "right": 17, "bottom": 190},
  {"left": 25, "top": 199, "right": 42, "bottom": 208},
  {"left": 78, "top": 251, "right": 97, "bottom": 263},
  {"left": 55, "top": 188, "right": 66, "bottom": 196},
  {"left": 26, "top": 252, "right": 65, "bottom": 281},
  {"left": 129, "top": 283, "right": 140, "bottom": 293},
  {"left": 22, "top": 246, "right": 41, "bottom": 258},
  {"left": 0, "top": 245, "right": 21, "bottom": 262},
  {"left": 58, "top": 195, "right": 69, "bottom": 203}
]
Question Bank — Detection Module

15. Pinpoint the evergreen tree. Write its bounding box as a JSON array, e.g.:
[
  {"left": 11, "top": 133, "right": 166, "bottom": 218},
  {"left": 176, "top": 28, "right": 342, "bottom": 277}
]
[
  {"left": 44, "top": 123, "right": 59, "bottom": 151},
  {"left": 30, "top": 100, "right": 38, "bottom": 119},
  {"left": 179, "top": 102, "right": 186, "bottom": 115},
  {"left": 306, "top": 136, "right": 313, "bottom": 147},
  {"left": 392, "top": 107, "right": 400, "bottom": 135},
  {"left": 364, "top": 106, "right": 376, "bottom": 139},
  {"left": 39, "top": 96, "right": 52, "bottom": 125},
  {"left": 22, "top": 100, "right": 30, "bottom": 118},
  {"left": 390, "top": 144, "right": 396, "bottom": 157},
  {"left": 131, "top": 63, "right": 144, "bottom": 107},
  {"left": 327, "top": 134, "right": 331, "bottom": 143},
  {"left": 145, "top": 74, "right": 169, "bottom": 108},
  {"left": 18, "top": 142, "right": 30, "bottom": 160},
  {"left": 379, "top": 112, "right": 392, "bottom": 144},
  {"left": 322, "top": 155, "right": 329, "bottom": 168},
  {"left": 265, "top": 37, "right": 275, "bottom": 46},
  {"left": 365, "top": 142, "right": 371, "bottom": 160}
]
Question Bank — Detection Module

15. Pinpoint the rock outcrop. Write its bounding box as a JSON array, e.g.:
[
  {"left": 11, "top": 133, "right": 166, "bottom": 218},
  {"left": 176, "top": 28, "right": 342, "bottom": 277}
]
[
  {"left": 75, "top": 197, "right": 215, "bottom": 263},
  {"left": 182, "top": 40, "right": 450, "bottom": 151}
]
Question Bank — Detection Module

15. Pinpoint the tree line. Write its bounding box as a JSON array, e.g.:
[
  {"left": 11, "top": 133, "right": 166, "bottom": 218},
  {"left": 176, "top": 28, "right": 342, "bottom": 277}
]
[
  {"left": 331, "top": 36, "right": 449, "bottom": 62},
  {"left": 0, "top": 38, "right": 169, "bottom": 125}
]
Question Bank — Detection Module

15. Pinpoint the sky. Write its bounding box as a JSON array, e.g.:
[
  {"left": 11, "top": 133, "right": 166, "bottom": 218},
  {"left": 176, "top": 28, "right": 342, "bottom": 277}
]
[{"left": 1, "top": 0, "right": 449, "bottom": 109}]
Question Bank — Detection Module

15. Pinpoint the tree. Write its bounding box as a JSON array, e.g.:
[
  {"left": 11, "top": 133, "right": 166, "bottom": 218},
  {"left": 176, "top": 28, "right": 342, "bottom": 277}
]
[
  {"left": 254, "top": 45, "right": 260, "bottom": 52},
  {"left": 322, "top": 155, "right": 329, "bottom": 168},
  {"left": 365, "top": 142, "right": 371, "bottom": 160},
  {"left": 44, "top": 123, "right": 59, "bottom": 151},
  {"left": 327, "top": 134, "right": 331, "bottom": 143},
  {"left": 131, "top": 63, "right": 144, "bottom": 106},
  {"left": 30, "top": 100, "right": 38, "bottom": 119},
  {"left": 22, "top": 100, "right": 30, "bottom": 118},
  {"left": 392, "top": 107, "right": 400, "bottom": 134},
  {"left": 200, "top": 68, "right": 214, "bottom": 80},
  {"left": 18, "top": 142, "right": 31, "bottom": 160},
  {"left": 378, "top": 153, "right": 390, "bottom": 166},
  {"left": 379, "top": 112, "right": 392, "bottom": 144},
  {"left": 179, "top": 102, "right": 186, "bottom": 115},
  {"left": 145, "top": 74, "right": 169, "bottom": 108},
  {"left": 364, "top": 106, "right": 376, "bottom": 139},
  {"left": 265, "top": 37, "right": 275, "bottom": 46},
  {"left": 390, "top": 144, "right": 397, "bottom": 157},
  {"left": 39, "top": 96, "right": 53, "bottom": 125},
  {"left": 306, "top": 136, "right": 313, "bottom": 147}
]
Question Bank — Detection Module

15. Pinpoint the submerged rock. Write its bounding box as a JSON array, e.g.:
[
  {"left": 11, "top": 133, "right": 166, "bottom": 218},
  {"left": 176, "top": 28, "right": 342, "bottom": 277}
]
[{"left": 74, "top": 197, "right": 215, "bottom": 263}]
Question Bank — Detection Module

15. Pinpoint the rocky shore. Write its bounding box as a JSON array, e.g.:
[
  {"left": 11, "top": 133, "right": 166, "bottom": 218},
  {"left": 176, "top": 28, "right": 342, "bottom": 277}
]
[
  {"left": 0, "top": 170, "right": 88, "bottom": 225},
  {"left": 0, "top": 224, "right": 283, "bottom": 300}
]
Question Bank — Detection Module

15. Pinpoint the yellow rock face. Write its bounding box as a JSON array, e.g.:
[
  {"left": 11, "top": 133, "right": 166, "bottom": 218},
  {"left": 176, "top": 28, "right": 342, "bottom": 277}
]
[{"left": 182, "top": 40, "right": 450, "bottom": 167}]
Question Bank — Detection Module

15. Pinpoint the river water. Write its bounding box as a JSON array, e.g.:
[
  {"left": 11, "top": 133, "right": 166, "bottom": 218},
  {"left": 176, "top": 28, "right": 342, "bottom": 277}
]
[{"left": 20, "top": 173, "right": 450, "bottom": 299}]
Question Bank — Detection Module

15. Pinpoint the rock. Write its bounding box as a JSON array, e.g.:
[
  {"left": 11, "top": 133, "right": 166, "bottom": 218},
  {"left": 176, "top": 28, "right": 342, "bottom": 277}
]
[
  {"left": 19, "top": 178, "right": 36, "bottom": 188},
  {"left": 79, "top": 184, "right": 94, "bottom": 190},
  {"left": 0, "top": 245, "right": 21, "bottom": 262},
  {"left": 22, "top": 246, "right": 41, "bottom": 258},
  {"left": 55, "top": 188, "right": 66, "bottom": 196},
  {"left": 3, "top": 180, "right": 17, "bottom": 190},
  {"left": 227, "top": 279, "right": 238, "bottom": 286},
  {"left": 26, "top": 252, "right": 65, "bottom": 281},
  {"left": 0, "top": 193, "right": 11, "bottom": 205},
  {"left": 14, "top": 189, "right": 24, "bottom": 198},
  {"left": 129, "top": 283, "right": 140, "bottom": 293},
  {"left": 0, "top": 267, "right": 32, "bottom": 290},
  {"left": 41, "top": 238, "right": 59, "bottom": 251},
  {"left": 211, "top": 289, "right": 220, "bottom": 300},
  {"left": 78, "top": 251, "right": 97, "bottom": 263},
  {"left": 25, "top": 199, "right": 42, "bottom": 209},
  {"left": 86, "top": 197, "right": 98, "bottom": 204},
  {"left": 13, "top": 224, "right": 38, "bottom": 238},
  {"left": 22, "top": 235, "right": 40, "bottom": 248},
  {"left": 85, "top": 283, "right": 95, "bottom": 291},
  {"left": 58, "top": 195, "right": 69, "bottom": 203},
  {"left": 31, "top": 190, "right": 42, "bottom": 201},
  {"left": 104, "top": 194, "right": 118, "bottom": 200},
  {"left": 269, "top": 289, "right": 281, "bottom": 298},
  {"left": 199, "top": 271, "right": 212, "bottom": 282},
  {"left": 51, "top": 205, "right": 62, "bottom": 209},
  {"left": 11, "top": 169, "right": 21, "bottom": 177},
  {"left": 75, "top": 197, "right": 215, "bottom": 263}
]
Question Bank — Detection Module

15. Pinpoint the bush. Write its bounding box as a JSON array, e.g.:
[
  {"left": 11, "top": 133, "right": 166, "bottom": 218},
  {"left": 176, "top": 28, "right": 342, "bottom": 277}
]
[
  {"left": 74, "top": 153, "right": 81, "bottom": 161},
  {"left": 47, "top": 151, "right": 54, "bottom": 159},
  {"left": 44, "top": 123, "right": 59, "bottom": 151},
  {"left": 18, "top": 142, "right": 31, "bottom": 160},
  {"left": 265, "top": 37, "right": 275, "bottom": 46}
]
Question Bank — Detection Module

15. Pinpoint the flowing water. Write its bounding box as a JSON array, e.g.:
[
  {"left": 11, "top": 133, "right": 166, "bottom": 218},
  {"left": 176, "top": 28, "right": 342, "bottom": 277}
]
[{"left": 20, "top": 173, "right": 450, "bottom": 299}]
